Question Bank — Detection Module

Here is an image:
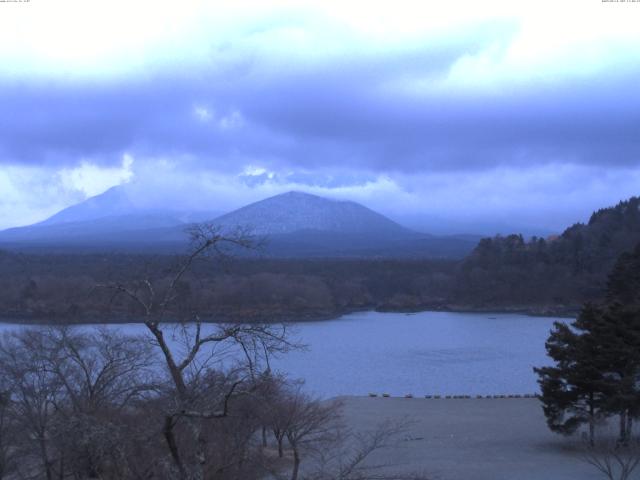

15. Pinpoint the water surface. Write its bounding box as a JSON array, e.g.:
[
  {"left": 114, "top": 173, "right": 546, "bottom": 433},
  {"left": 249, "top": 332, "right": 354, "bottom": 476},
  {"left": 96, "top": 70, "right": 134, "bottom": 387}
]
[
  {"left": 0, "top": 311, "right": 566, "bottom": 398},
  {"left": 271, "top": 311, "right": 563, "bottom": 397}
]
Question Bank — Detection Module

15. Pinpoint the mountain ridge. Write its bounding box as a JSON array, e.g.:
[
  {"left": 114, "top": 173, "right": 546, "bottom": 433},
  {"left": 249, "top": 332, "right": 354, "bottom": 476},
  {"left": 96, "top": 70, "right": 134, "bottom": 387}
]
[{"left": 0, "top": 189, "right": 477, "bottom": 258}]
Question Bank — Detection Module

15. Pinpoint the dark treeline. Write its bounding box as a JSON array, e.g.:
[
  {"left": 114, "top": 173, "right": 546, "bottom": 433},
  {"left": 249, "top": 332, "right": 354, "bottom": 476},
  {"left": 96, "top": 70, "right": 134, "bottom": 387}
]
[
  {"left": 2, "top": 196, "right": 640, "bottom": 323},
  {"left": 454, "top": 196, "right": 640, "bottom": 312},
  {"left": 0, "top": 253, "right": 456, "bottom": 323}
]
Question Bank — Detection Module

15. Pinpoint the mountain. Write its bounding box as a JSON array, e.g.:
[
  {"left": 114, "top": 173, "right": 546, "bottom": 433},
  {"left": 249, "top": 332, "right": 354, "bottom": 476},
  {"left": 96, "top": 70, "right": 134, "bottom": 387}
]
[
  {"left": 212, "top": 191, "right": 410, "bottom": 236},
  {"left": 35, "top": 185, "right": 220, "bottom": 228},
  {"left": 0, "top": 189, "right": 477, "bottom": 258},
  {"left": 37, "top": 185, "right": 135, "bottom": 226},
  {"left": 0, "top": 185, "right": 221, "bottom": 249},
  {"left": 207, "top": 191, "right": 477, "bottom": 258}
]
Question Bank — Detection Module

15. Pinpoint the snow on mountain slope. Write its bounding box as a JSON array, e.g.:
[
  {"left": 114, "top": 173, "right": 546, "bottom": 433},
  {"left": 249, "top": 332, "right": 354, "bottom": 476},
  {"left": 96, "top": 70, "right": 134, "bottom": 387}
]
[{"left": 211, "top": 191, "right": 413, "bottom": 236}]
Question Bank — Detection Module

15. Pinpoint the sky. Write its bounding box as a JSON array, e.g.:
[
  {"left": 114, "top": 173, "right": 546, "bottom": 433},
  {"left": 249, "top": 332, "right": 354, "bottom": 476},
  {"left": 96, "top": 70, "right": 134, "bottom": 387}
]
[{"left": 1, "top": 0, "right": 639, "bottom": 234}]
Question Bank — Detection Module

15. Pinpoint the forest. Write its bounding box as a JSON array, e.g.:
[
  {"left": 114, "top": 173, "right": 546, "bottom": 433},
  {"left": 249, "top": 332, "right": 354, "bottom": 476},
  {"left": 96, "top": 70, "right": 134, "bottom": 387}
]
[
  {"left": 455, "top": 196, "right": 640, "bottom": 310},
  {"left": 1, "top": 196, "right": 639, "bottom": 323}
]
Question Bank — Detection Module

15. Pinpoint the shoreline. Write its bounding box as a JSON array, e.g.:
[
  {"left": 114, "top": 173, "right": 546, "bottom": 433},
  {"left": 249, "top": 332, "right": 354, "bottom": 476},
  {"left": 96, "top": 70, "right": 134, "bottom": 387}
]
[{"left": 0, "top": 304, "right": 578, "bottom": 325}]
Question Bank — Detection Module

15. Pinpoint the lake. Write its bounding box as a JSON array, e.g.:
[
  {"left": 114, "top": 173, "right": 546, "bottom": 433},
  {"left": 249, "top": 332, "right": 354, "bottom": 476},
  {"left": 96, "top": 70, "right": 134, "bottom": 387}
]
[{"left": 0, "top": 311, "right": 567, "bottom": 398}]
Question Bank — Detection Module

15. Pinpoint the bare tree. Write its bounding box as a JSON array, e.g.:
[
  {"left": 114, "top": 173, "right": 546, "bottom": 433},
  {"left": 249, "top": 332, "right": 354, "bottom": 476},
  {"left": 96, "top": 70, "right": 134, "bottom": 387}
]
[
  {"left": 259, "top": 382, "right": 428, "bottom": 480},
  {"left": 282, "top": 389, "right": 339, "bottom": 480},
  {"left": 0, "top": 327, "right": 161, "bottom": 480},
  {"left": 303, "top": 417, "right": 430, "bottom": 480},
  {"left": 0, "top": 330, "right": 62, "bottom": 480},
  {"left": 262, "top": 398, "right": 428, "bottom": 480},
  {"left": 581, "top": 438, "right": 640, "bottom": 480},
  {"left": 45, "top": 327, "right": 158, "bottom": 479},
  {"left": 97, "top": 224, "right": 295, "bottom": 479},
  {"left": 43, "top": 327, "right": 157, "bottom": 413},
  {"left": 257, "top": 373, "right": 294, "bottom": 458},
  {"left": 0, "top": 384, "right": 15, "bottom": 479}
]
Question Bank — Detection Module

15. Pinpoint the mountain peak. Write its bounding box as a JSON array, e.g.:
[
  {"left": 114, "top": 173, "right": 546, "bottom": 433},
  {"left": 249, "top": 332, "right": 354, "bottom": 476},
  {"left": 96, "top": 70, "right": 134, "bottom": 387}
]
[
  {"left": 212, "top": 191, "right": 408, "bottom": 236},
  {"left": 276, "top": 190, "right": 338, "bottom": 201},
  {"left": 38, "top": 185, "right": 135, "bottom": 226}
]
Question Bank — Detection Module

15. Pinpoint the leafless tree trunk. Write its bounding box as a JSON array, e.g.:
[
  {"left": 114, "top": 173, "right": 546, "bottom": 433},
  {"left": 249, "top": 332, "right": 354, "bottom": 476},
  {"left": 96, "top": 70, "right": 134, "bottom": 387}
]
[
  {"left": 97, "top": 224, "right": 294, "bottom": 479},
  {"left": 290, "top": 446, "right": 301, "bottom": 480},
  {"left": 588, "top": 392, "right": 596, "bottom": 447},
  {"left": 0, "top": 390, "right": 14, "bottom": 479},
  {"left": 620, "top": 412, "right": 628, "bottom": 446},
  {"left": 277, "top": 434, "right": 285, "bottom": 459}
]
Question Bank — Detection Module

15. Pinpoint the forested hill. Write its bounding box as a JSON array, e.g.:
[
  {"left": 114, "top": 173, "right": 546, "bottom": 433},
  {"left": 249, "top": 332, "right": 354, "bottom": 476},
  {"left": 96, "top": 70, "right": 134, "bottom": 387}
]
[{"left": 454, "top": 196, "right": 640, "bottom": 312}]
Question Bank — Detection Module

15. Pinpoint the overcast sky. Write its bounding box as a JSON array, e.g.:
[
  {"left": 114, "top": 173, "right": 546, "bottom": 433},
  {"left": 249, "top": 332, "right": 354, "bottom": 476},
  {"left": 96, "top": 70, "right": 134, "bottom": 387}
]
[{"left": 1, "top": 0, "right": 639, "bottom": 233}]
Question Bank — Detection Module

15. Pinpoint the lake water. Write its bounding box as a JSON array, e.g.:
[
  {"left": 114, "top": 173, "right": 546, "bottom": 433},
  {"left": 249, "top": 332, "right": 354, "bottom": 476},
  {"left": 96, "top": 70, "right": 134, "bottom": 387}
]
[{"left": 0, "top": 311, "right": 567, "bottom": 398}]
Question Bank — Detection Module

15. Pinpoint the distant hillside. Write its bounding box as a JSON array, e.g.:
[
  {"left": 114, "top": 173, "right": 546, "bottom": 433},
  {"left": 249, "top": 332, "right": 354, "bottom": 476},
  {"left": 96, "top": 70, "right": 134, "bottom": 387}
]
[{"left": 454, "top": 196, "right": 640, "bottom": 312}]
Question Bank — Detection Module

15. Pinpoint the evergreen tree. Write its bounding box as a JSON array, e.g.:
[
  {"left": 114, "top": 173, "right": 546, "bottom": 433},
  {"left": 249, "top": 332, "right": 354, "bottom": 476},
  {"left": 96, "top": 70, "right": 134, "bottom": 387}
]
[
  {"left": 598, "top": 244, "right": 640, "bottom": 443},
  {"left": 535, "top": 304, "right": 609, "bottom": 445},
  {"left": 535, "top": 243, "right": 640, "bottom": 444},
  {"left": 606, "top": 243, "right": 640, "bottom": 308}
]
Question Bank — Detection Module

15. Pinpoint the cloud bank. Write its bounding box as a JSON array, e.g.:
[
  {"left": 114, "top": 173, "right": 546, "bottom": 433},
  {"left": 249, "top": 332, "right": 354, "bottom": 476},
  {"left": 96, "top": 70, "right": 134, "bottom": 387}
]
[{"left": 0, "top": 0, "right": 639, "bottom": 232}]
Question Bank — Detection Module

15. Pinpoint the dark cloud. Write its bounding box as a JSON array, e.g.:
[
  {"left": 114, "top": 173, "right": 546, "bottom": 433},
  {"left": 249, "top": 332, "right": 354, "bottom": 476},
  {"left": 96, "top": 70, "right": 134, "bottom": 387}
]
[{"left": 1, "top": 23, "right": 639, "bottom": 177}]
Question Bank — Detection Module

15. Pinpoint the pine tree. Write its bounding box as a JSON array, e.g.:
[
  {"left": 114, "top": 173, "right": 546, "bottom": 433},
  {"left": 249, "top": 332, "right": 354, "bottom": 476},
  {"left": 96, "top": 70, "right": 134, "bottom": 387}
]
[
  {"left": 606, "top": 243, "right": 640, "bottom": 308},
  {"left": 535, "top": 243, "right": 640, "bottom": 444},
  {"left": 598, "top": 244, "right": 640, "bottom": 443},
  {"left": 535, "top": 304, "right": 609, "bottom": 445}
]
